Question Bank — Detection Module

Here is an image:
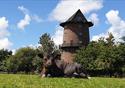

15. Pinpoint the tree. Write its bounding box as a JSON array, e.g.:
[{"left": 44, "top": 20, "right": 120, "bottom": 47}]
[
  {"left": 15, "top": 47, "right": 37, "bottom": 73},
  {"left": 0, "top": 49, "right": 12, "bottom": 71},
  {"left": 75, "top": 41, "right": 100, "bottom": 70},
  {"left": 39, "top": 33, "right": 56, "bottom": 55},
  {"left": 106, "top": 33, "right": 115, "bottom": 46},
  {"left": 115, "top": 44, "right": 125, "bottom": 75},
  {"left": 3, "top": 47, "right": 44, "bottom": 74},
  {"left": 5, "top": 47, "right": 38, "bottom": 73},
  {"left": 75, "top": 34, "right": 124, "bottom": 77},
  {"left": 5, "top": 55, "right": 19, "bottom": 73},
  {"left": 38, "top": 33, "right": 60, "bottom": 74},
  {"left": 32, "top": 56, "right": 42, "bottom": 73}
]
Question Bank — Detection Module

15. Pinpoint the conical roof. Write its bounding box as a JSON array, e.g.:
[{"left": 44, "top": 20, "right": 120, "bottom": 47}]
[{"left": 60, "top": 9, "right": 93, "bottom": 27}]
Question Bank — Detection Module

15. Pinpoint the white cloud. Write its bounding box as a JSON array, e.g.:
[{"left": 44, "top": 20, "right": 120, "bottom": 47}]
[
  {"left": 49, "top": 0, "right": 103, "bottom": 22},
  {"left": 106, "top": 10, "right": 121, "bottom": 26},
  {"left": 32, "top": 15, "right": 43, "bottom": 23},
  {"left": 92, "top": 33, "right": 107, "bottom": 41},
  {"left": 92, "top": 10, "right": 125, "bottom": 42},
  {"left": 17, "top": 14, "right": 31, "bottom": 30},
  {"left": 12, "top": 49, "right": 16, "bottom": 55},
  {"left": 0, "top": 38, "right": 13, "bottom": 49},
  {"left": 0, "top": 17, "right": 8, "bottom": 29},
  {"left": 52, "top": 27, "right": 63, "bottom": 46},
  {"left": 0, "top": 17, "right": 12, "bottom": 49},
  {"left": 0, "top": 17, "right": 9, "bottom": 38},
  {"left": 17, "top": 6, "right": 42, "bottom": 30},
  {"left": 88, "top": 13, "right": 99, "bottom": 25},
  {"left": 18, "top": 6, "right": 29, "bottom": 14}
]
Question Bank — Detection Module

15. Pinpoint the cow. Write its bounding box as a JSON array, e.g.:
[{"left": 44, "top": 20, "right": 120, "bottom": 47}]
[{"left": 40, "top": 53, "right": 89, "bottom": 78}]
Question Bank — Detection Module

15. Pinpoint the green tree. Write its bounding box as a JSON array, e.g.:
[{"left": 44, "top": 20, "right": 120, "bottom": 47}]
[
  {"left": 115, "top": 44, "right": 125, "bottom": 74},
  {"left": 15, "top": 47, "right": 37, "bottom": 73},
  {"left": 5, "top": 55, "right": 19, "bottom": 73},
  {"left": 75, "top": 41, "right": 100, "bottom": 70},
  {"left": 39, "top": 33, "right": 56, "bottom": 55},
  {"left": 106, "top": 33, "right": 115, "bottom": 46},
  {"left": 0, "top": 49, "right": 12, "bottom": 71},
  {"left": 4, "top": 47, "right": 43, "bottom": 74},
  {"left": 38, "top": 33, "right": 60, "bottom": 74},
  {"left": 75, "top": 33, "right": 124, "bottom": 77}
]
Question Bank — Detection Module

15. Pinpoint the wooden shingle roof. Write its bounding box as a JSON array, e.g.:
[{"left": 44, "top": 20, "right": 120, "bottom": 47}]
[{"left": 60, "top": 9, "right": 93, "bottom": 27}]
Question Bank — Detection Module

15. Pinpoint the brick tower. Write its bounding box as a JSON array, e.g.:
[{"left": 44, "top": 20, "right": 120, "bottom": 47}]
[{"left": 60, "top": 9, "right": 93, "bottom": 63}]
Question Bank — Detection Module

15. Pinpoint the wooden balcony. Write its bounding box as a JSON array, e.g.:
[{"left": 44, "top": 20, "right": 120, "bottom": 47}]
[{"left": 60, "top": 43, "right": 83, "bottom": 48}]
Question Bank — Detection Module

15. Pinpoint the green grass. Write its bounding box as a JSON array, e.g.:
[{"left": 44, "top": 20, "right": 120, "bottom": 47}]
[{"left": 0, "top": 74, "right": 125, "bottom": 88}]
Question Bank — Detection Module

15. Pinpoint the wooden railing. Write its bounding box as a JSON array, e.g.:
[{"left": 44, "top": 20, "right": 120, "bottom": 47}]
[{"left": 60, "top": 43, "right": 83, "bottom": 48}]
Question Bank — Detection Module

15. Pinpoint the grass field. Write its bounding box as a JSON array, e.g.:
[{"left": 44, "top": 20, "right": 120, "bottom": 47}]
[{"left": 0, "top": 74, "right": 125, "bottom": 88}]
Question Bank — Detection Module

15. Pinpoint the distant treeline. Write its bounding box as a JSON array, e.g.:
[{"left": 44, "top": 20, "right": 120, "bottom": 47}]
[{"left": 0, "top": 33, "right": 125, "bottom": 77}]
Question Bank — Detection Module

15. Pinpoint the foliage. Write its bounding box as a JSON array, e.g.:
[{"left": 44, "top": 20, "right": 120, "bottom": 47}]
[
  {"left": 0, "top": 49, "right": 12, "bottom": 71},
  {"left": 0, "top": 32, "right": 125, "bottom": 77},
  {"left": 14, "top": 47, "right": 37, "bottom": 73},
  {"left": 75, "top": 33, "right": 125, "bottom": 77},
  {"left": 5, "top": 55, "right": 19, "bottom": 73},
  {"left": 39, "top": 33, "right": 56, "bottom": 55},
  {"left": 0, "top": 33, "right": 59, "bottom": 74},
  {"left": 3, "top": 47, "right": 43, "bottom": 74},
  {"left": 32, "top": 54, "right": 43, "bottom": 73}
]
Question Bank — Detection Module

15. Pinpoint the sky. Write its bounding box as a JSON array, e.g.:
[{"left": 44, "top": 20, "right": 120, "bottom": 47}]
[{"left": 0, "top": 0, "right": 125, "bottom": 52}]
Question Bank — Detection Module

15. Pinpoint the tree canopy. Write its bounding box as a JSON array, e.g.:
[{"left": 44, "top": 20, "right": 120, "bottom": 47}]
[{"left": 75, "top": 33, "right": 125, "bottom": 77}]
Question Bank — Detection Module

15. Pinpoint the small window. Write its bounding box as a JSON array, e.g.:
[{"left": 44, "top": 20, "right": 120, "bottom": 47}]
[
  {"left": 70, "top": 40, "right": 73, "bottom": 44},
  {"left": 70, "top": 40, "right": 73, "bottom": 45},
  {"left": 64, "top": 41, "right": 66, "bottom": 44}
]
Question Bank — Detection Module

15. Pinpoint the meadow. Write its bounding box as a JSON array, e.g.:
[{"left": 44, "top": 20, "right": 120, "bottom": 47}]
[{"left": 0, "top": 74, "right": 125, "bottom": 88}]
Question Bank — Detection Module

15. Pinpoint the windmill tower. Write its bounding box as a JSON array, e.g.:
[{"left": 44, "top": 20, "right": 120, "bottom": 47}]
[{"left": 60, "top": 9, "right": 93, "bottom": 63}]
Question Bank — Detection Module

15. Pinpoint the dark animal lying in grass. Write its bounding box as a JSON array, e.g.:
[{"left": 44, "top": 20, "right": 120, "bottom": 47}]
[{"left": 40, "top": 53, "right": 89, "bottom": 78}]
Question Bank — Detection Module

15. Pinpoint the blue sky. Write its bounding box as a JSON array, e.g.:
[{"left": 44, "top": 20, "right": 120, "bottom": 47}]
[{"left": 0, "top": 0, "right": 125, "bottom": 52}]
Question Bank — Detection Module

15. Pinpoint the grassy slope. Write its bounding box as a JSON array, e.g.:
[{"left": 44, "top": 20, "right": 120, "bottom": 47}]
[{"left": 0, "top": 74, "right": 125, "bottom": 88}]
